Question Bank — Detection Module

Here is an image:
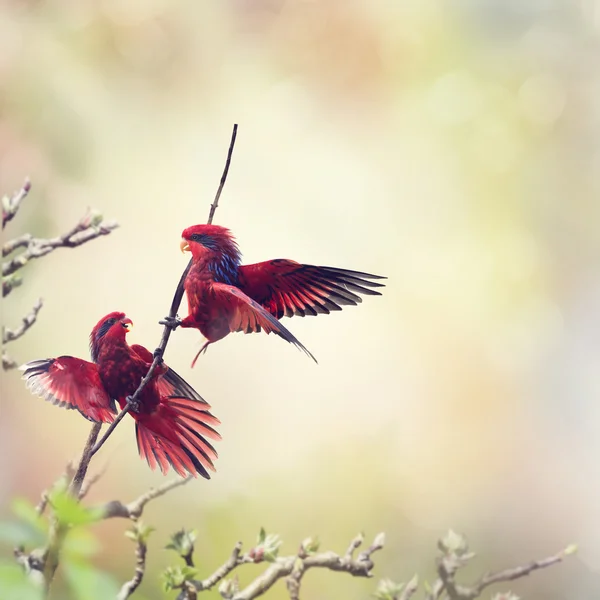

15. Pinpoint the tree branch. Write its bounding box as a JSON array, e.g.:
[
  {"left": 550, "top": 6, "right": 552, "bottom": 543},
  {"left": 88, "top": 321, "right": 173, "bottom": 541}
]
[
  {"left": 438, "top": 547, "right": 574, "bottom": 600},
  {"left": 193, "top": 532, "right": 384, "bottom": 600},
  {"left": 3, "top": 297, "right": 43, "bottom": 344},
  {"left": 100, "top": 476, "right": 194, "bottom": 520},
  {"left": 88, "top": 123, "right": 239, "bottom": 459},
  {"left": 117, "top": 532, "right": 148, "bottom": 600},
  {"left": 2, "top": 349, "right": 18, "bottom": 370},
  {"left": 68, "top": 424, "right": 103, "bottom": 498},
  {"left": 2, "top": 210, "right": 118, "bottom": 280},
  {"left": 208, "top": 124, "right": 238, "bottom": 225},
  {"left": 2, "top": 177, "right": 31, "bottom": 229}
]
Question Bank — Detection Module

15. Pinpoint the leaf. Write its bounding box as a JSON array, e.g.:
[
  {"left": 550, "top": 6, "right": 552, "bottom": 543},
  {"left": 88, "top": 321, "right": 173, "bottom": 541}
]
[
  {"left": 374, "top": 578, "right": 405, "bottom": 600},
  {"left": 165, "top": 528, "right": 196, "bottom": 556},
  {"left": 0, "top": 521, "right": 45, "bottom": 547},
  {"left": 301, "top": 536, "right": 320, "bottom": 555},
  {"left": 63, "top": 562, "right": 119, "bottom": 600},
  {"left": 49, "top": 489, "right": 103, "bottom": 527},
  {"left": 439, "top": 529, "right": 469, "bottom": 556},
  {"left": 11, "top": 499, "right": 47, "bottom": 534},
  {"left": 161, "top": 565, "right": 198, "bottom": 592},
  {"left": 0, "top": 561, "right": 43, "bottom": 600},
  {"left": 257, "top": 527, "right": 266, "bottom": 545},
  {"left": 63, "top": 528, "right": 101, "bottom": 559},
  {"left": 126, "top": 521, "right": 155, "bottom": 545}
]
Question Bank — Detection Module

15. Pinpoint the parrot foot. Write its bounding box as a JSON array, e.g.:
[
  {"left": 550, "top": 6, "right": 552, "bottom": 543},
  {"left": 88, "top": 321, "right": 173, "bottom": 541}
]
[
  {"left": 126, "top": 396, "right": 141, "bottom": 412},
  {"left": 190, "top": 342, "right": 210, "bottom": 368},
  {"left": 159, "top": 315, "right": 182, "bottom": 330}
]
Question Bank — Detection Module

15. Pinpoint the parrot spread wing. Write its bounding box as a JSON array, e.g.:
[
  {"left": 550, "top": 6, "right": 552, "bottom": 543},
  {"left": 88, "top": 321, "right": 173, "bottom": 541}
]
[
  {"left": 129, "top": 343, "right": 208, "bottom": 403},
  {"left": 128, "top": 343, "right": 219, "bottom": 478},
  {"left": 238, "top": 260, "right": 386, "bottom": 320},
  {"left": 135, "top": 398, "right": 221, "bottom": 479},
  {"left": 213, "top": 282, "right": 317, "bottom": 362},
  {"left": 21, "top": 357, "right": 116, "bottom": 423}
]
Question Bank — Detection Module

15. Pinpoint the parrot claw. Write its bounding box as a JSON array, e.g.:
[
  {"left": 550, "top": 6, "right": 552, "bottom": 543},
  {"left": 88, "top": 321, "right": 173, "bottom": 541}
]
[
  {"left": 159, "top": 315, "right": 182, "bottom": 330},
  {"left": 126, "top": 395, "right": 141, "bottom": 412}
]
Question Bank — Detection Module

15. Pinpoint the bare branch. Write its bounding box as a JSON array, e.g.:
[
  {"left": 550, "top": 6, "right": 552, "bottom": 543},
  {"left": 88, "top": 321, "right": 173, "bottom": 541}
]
[
  {"left": 117, "top": 535, "right": 148, "bottom": 600},
  {"left": 77, "top": 463, "right": 108, "bottom": 500},
  {"left": 2, "top": 349, "right": 18, "bottom": 370},
  {"left": 345, "top": 532, "right": 364, "bottom": 559},
  {"left": 207, "top": 123, "right": 238, "bottom": 225},
  {"left": 437, "top": 545, "right": 574, "bottom": 600},
  {"left": 2, "top": 273, "right": 22, "bottom": 297},
  {"left": 467, "top": 548, "right": 572, "bottom": 599},
  {"left": 204, "top": 532, "right": 384, "bottom": 600},
  {"left": 68, "top": 424, "right": 103, "bottom": 498},
  {"left": 194, "top": 542, "right": 254, "bottom": 592},
  {"left": 2, "top": 178, "right": 31, "bottom": 229},
  {"left": 3, "top": 233, "right": 33, "bottom": 257},
  {"left": 285, "top": 559, "right": 304, "bottom": 600},
  {"left": 3, "top": 297, "right": 43, "bottom": 344},
  {"left": 3, "top": 211, "right": 118, "bottom": 279},
  {"left": 89, "top": 123, "right": 239, "bottom": 458},
  {"left": 100, "top": 476, "right": 194, "bottom": 520}
]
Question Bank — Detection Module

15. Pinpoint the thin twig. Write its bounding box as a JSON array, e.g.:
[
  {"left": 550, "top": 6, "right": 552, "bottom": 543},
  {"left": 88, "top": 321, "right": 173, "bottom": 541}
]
[
  {"left": 68, "top": 424, "right": 102, "bottom": 498},
  {"left": 117, "top": 536, "right": 148, "bottom": 600},
  {"left": 437, "top": 547, "right": 572, "bottom": 600},
  {"left": 194, "top": 542, "right": 254, "bottom": 592},
  {"left": 3, "top": 211, "right": 118, "bottom": 278},
  {"left": 233, "top": 542, "right": 382, "bottom": 600},
  {"left": 77, "top": 463, "right": 108, "bottom": 500},
  {"left": 88, "top": 123, "right": 239, "bottom": 459},
  {"left": 2, "top": 178, "right": 31, "bottom": 229},
  {"left": 208, "top": 123, "right": 238, "bottom": 225},
  {"left": 100, "top": 476, "right": 193, "bottom": 520},
  {"left": 3, "top": 298, "right": 43, "bottom": 344},
  {"left": 2, "top": 349, "right": 18, "bottom": 370},
  {"left": 3, "top": 233, "right": 33, "bottom": 257},
  {"left": 285, "top": 559, "right": 305, "bottom": 600}
]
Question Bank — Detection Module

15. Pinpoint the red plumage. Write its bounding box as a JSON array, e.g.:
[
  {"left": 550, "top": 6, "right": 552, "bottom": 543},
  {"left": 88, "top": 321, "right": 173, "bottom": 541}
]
[
  {"left": 21, "top": 311, "right": 220, "bottom": 478},
  {"left": 178, "top": 224, "right": 385, "bottom": 365}
]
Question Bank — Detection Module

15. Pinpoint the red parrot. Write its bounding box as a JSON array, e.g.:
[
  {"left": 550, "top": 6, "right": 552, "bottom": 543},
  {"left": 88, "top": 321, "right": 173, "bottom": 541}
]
[
  {"left": 166, "top": 224, "right": 385, "bottom": 366},
  {"left": 21, "top": 312, "right": 220, "bottom": 478}
]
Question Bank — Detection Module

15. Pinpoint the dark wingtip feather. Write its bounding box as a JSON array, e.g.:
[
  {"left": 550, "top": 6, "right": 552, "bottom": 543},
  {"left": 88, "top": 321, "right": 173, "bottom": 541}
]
[{"left": 323, "top": 267, "right": 387, "bottom": 281}]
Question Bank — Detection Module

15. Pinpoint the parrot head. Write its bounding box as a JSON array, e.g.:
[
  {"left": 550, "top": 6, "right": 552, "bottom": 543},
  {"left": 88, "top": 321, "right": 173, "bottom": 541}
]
[
  {"left": 180, "top": 224, "right": 241, "bottom": 265},
  {"left": 89, "top": 311, "right": 133, "bottom": 361}
]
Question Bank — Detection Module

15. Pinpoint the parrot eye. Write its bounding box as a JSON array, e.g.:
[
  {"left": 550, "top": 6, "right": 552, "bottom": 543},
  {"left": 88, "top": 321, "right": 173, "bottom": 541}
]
[
  {"left": 189, "top": 233, "right": 218, "bottom": 250},
  {"left": 95, "top": 317, "right": 117, "bottom": 341}
]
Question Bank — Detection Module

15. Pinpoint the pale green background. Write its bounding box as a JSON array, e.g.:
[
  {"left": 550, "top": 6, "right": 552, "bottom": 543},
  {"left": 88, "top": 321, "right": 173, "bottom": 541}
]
[{"left": 2, "top": 1, "right": 600, "bottom": 598}]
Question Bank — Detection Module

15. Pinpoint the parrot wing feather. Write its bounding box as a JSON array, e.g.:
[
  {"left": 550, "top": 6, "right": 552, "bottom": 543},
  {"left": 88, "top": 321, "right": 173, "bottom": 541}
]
[
  {"left": 21, "top": 357, "right": 116, "bottom": 423},
  {"left": 213, "top": 282, "right": 317, "bottom": 362},
  {"left": 130, "top": 344, "right": 208, "bottom": 403},
  {"left": 238, "top": 259, "right": 385, "bottom": 319}
]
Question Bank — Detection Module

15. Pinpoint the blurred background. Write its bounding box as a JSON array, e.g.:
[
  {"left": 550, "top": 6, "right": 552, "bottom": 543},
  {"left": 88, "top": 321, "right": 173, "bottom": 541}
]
[{"left": 2, "top": 0, "right": 600, "bottom": 597}]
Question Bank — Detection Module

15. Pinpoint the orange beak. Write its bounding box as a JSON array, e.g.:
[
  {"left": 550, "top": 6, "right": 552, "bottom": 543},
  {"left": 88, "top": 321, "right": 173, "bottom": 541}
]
[
  {"left": 180, "top": 239, "right": 190, "bottom": 253},
  {"left": 122, "top": 318, "right": 133, "bottom": 332}
]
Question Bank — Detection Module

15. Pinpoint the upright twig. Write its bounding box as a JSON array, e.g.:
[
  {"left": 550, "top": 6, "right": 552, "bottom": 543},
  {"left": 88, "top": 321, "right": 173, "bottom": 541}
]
[
  {"left": 3, "top": 298, "right": 44, "bottom": 344},
  {"left": 69, "top": 424, "right": 102, "bottom": 498},
  {"left": 88, "top": 123, "right": 239, "bottom": 459},
  {"left": 207, "top": 123, "right": 237, "bottom": 225},
  {"left": 2, "top": 177, "right": 31, "bottom": 229}
]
